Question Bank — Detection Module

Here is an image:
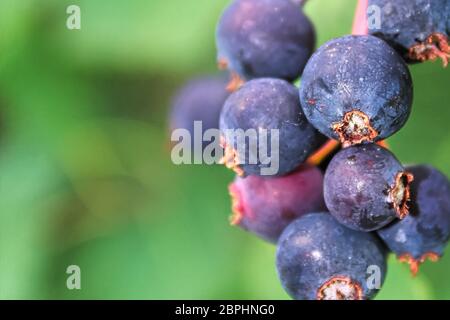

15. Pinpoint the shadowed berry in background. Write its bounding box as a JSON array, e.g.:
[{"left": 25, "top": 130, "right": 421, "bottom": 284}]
[
  {"left": 216, "top": 0, "right": 315, "bottom": 82},
  {"left": 377, "top": 164, "right": 450, "bottom": 276},
  {"left": 228, "top": 164, "right": 326, "bottom": 243},
  {"left": 170, "top": 75, "right": 229, "bottom": 151},
  {"left": 219, "top": 78, "right": 326, "bottom": 177},
  {"left": 299, "top": 35, "right": 413, "bottom": 147},
  {"left": 276, "top": 213, "right": 387, "bottom": 300},
  {"left": 324, "top": 143, "right": 414, "bottom": 232},
  {"left": 369, "top": 0, "right": 450, "bottom": 66}
]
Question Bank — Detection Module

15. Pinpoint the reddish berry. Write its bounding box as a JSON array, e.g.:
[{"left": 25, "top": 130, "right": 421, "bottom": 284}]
[{"left": 228, "top": 164, "right": 326, "bottom": 243}]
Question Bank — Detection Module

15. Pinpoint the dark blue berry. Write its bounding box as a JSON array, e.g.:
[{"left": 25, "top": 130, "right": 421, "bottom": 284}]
[
  {"left": 276, "top": 213, "right": 387, "bottom": 300},
  {"left": 299, "top": 35, "right": 413, "bottom": 147},
  {"left": 368, "top": 0, "right": 450, "bottom": 66},
  {"left": 229, "top": 165, "right": 326, "bottom": 243},
  {"left": 220, "top": 78, "right": 326, "bottom": 177},
  {"left": 170, "top": 75, "right": 229, "bottom": 151},
  {"left": 324, "top": 143, "right": 414, "bottom": 232},
  {"left": 216, "top": 0, "right": 315, "bottom": 81},
  {"left": 377, "top": 165, "right": 450, "bottom": 275}
]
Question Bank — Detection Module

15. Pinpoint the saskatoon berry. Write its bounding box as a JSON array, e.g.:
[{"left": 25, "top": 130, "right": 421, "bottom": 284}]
[
  {"left": 220, "top": 78, "right": 326, "bottom": 177},
  {"left": 324, "top": 143, "right": 414, "bottom": 232},
  {"left": 216, "top": 0, "right": 315, "bottom": 81},
  {"left": 299, "top": 35, "right": 413, "bottom": 147},
  {"left": 276, "top": 213, "right": 387, "bottom": 300},
  {"left": 378, "top": 165, "right": 450, "bottom": 275},
  {"left": 228, "top": 164, "right": 326, "bottom": 243},
  {"left": 369, "top": 0, "right": 450, "bottom": 66},
  {"left": 170, "top": 75, "right": 229, "bottom": 151}
]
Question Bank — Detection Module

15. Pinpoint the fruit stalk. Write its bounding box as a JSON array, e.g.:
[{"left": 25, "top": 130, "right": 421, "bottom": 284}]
[{"left": 352, "top": 0, "right": 369, "bottom": 35}]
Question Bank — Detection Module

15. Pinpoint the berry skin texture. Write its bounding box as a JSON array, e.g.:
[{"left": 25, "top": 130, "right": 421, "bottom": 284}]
[
  {"left": 220, "top": 78, "right": 326, "bottom": 177},
  {"left": 216, "top": 0, "right": 315, "bottom": 81},
  {"left": 369, "top": 0, "right": 450, "bottom": 66},
  {"left": 170, "top": 75, "right": 229, "bottom": 150},
  {"left": 299, "top": 35, "right": 413, "bottom": 147},
  {"left": 324, "top": 143, "right": 414, "bottom": 232},
  {"left": 229, "top": 165, "right": 326, "bottom": 243},
  {"left": 276, "top": 213, "right": 387, "bottom": 300},
  {"left": 377, "top": 165, "right": 450, "bottom": 276}
]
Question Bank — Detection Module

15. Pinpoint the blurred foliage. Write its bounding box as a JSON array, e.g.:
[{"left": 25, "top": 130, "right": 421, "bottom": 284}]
[{"left": 0, "top": 0, "right": 448, "bottom": 299}]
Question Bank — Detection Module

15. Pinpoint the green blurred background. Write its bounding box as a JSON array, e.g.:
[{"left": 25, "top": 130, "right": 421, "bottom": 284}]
[{"left": 0, "top": 0, "right": 449, "bottom": 300}]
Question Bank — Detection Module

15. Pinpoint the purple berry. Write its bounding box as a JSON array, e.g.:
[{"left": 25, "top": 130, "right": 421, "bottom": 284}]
[
  {"left": 276, "top": 213, "right": 387, "bottom": 300},
  {"left": 228, "top": 165, "right": 326, "bottom": 243},
  {"left": 369, "top": 0, "right": 450, "bottom": 66},
  {"left": 324, "top": 143, "right": 414, "bottom": 232},
  {"left": 220, "top": 78, "right": 326, "bottom": 177},
  {"left": 377, "top": 165, "right": 450, "bottom": 275},
  {"left": 299, "top": 35, "right": 413, "bottom": 147},
  {"left": 216, "top": 0, "right": 315, "bottom": 81},
  {"left": 170, "top": 75, "right": 229, "bottom": 151}
]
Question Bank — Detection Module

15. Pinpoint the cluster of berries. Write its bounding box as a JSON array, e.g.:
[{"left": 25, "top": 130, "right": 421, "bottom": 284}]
[{"left": 169, "top": 0, "right": 450, "bottom": 300}]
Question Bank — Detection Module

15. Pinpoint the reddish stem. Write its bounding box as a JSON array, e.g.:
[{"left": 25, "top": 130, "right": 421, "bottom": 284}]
[
  {"left": 307, "top": 140, "right": 340, "bottom": 166},
  {"left": 352, "top": 0, "right": 369, "bottom": 35},
  {"left": 377, "top": 140, "right": 389, "bottom": 148}
]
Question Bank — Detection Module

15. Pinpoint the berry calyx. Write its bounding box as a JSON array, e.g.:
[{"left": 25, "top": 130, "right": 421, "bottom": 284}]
[
  {"left": 317, "top": 276, "right": 363, "bottom": 300},
  {"left": 218, "top": 59, "right": 246, "bottom": 92},
  {"left": 228, "top": 184, "right": 245, "bottom": 225},
  {"left": 332, "top": 110, "right": 379, "bottom": 147},
  {"left": 408, "top": 33, "right": 450, "bottom": 67},
  {"left": 218, "top": 58, "right": 228, "bottom": 70},
  {"left": 219, "top": 137, "right": 245, "bottom": 177},
  {"left": 226, "top": 72, "right": 245, "bottom": 92},
  {"left": 398, "top": 252, "right": 440, "bottom": 277},
  {"left": 388, "top": 171, "right": 414, "bottom": 219}
]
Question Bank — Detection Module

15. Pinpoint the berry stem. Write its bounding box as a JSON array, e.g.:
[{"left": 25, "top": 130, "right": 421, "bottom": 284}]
[
  {"left": 306, "top": 140, "right": 340, "bottom": 166},
  {"left": 317, "top": 276, "right": 363, "bottom": 300},
  {"left": 377, "top": 140, "right": 389, "bottom": 148},
  {"left": 352, "top": 0, "right": 369, "bottom": 35},
  {"left": 306, "top": 138, "right": 390, "bottom": 166}
]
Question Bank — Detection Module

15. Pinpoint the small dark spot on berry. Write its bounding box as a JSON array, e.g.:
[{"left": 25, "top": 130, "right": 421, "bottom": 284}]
[
  {"left": 281, "top": 210, "right": 297, "bottom": 220},
  {"left": 366, "top": 160, "right": 375, "bottom": 168}
]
